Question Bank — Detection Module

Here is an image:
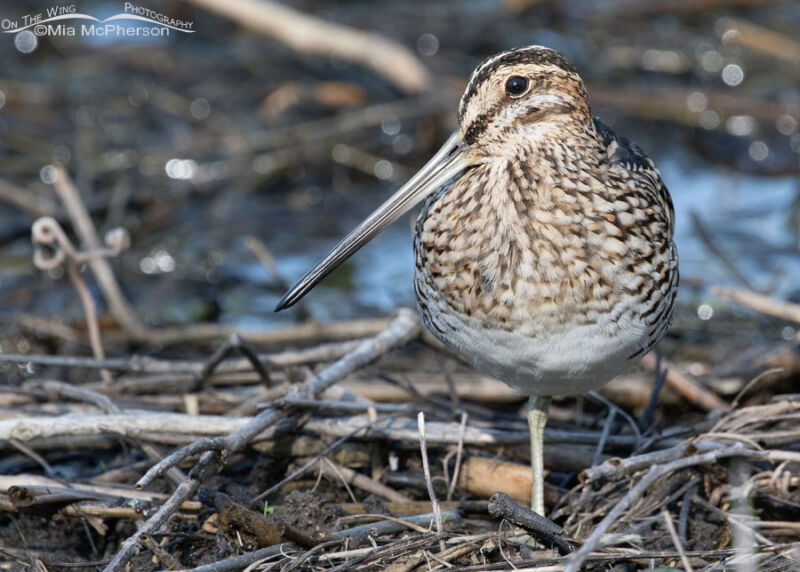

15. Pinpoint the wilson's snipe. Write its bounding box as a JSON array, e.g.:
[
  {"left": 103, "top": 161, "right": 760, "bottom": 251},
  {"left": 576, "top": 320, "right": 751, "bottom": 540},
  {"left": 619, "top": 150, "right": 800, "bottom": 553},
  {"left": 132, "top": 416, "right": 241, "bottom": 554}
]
[{"left": 276, "top": 46, "right": 678, "bottom": 515}]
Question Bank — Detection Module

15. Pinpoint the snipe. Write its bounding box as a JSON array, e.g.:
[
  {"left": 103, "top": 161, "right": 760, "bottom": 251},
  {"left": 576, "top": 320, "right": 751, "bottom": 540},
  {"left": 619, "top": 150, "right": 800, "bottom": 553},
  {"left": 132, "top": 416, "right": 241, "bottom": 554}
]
[{"left": 276, "top": 45, "right": 679, "bottom": 515}]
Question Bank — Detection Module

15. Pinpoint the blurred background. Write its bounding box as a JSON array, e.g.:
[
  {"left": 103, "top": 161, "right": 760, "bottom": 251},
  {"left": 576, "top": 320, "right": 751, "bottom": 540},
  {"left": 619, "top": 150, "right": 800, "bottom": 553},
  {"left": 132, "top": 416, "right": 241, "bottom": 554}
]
[{"left": 0, "top": 0, "right": 799, "bottom": 353}]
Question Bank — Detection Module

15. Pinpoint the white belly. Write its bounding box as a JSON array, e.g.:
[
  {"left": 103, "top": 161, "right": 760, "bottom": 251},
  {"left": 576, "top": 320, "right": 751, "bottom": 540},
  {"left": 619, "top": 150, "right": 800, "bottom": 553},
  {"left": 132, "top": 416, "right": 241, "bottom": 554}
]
[{"left": 415, "top": 275, "right": 648, "bottom": 397}]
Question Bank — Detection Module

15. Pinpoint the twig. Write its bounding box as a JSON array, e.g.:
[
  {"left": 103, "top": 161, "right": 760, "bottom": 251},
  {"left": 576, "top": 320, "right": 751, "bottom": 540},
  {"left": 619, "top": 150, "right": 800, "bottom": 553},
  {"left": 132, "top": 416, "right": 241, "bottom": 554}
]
[
  {"left": 661, "top": 508, "right": 693, "bottom": 572},
  {"left": 103, "top": 309, "right": 419, "bottom": 572},
  {"left": 712, "top": 285, "right": 800, "bottom": 325},
  {"left": 0, "top": 339, "right": 364, "bottom": 373},
  {"left": 719, "top": 17, "right": 800, "bottom": 65},
  {"left": 640, "top": 353, "right": 730, "bottom": 411},
  {"left": 584, "top": 440, "right": 722, "bottom": 482},
  {"left": 303, "top": 414, "right": 640, "bottom": 447},
  {"left": 0, "top": 409, "right": 655, "bottom": 451},
  {"left": 447, "top": 411, "right": 468, "bottom": 502},
  {"left": 690, "top": 210, "right": 755, "bottom": 290},
  {"left": 488, "top": 492, "right": 574, "bottom": 555},
  {"left": 25, "top": 379, "right": 119, "bottom": 415},
  {"left": 7, "top": 439, "right": 56, "bottom": 478},
  {"left": 418, "top": 412, "right": 445, "bottom": 551},
  {"left": 731, "top": 368, "right": 784, "bottom": 408},
  {"left": 250, "top": 416, "right": 399, "bottom": 504},
  {"left": 679, "top": 485, "right": 698, "bottom": 545},
  {"left": 0, "top": 178, "right": 61, "bottom": 217},
  {"left": 592, "top": 407, "right": 616, "bottom": 467},
  {"left": 30, "top": 216, "right": 132, "bottom": 383},
  {"left": 188, "top": 333, "right": 271, "bottom": 392},
  {"left": 322, "top": 458, "right": 358, "bottom": 503},
  {"left": 274, "top": 398, "right": 416, "bottom": 414},
  {"left": 184, "top": 0, "right": 430, "bottom": 93},
  {"left": 0, "top": 474, "right": 202, "bottom": 510},
  {"left": 51, "top": 166, "right": 147, "bottom": 338},
  {"left": 332, "top": 509, "right": 460, "bottom": 543},
  {"left": 565, "top": 444, "right": 763, "bottom": 572},
  {"left": 639, "top": 354, "right": 668, "bottom": 432},
  {"left": 318, "top": 460, "right": 411, "bottom": 503},
  {"left": 588, "top": 391, "right": 642, "bottom": 450},
  {"left": 22, "top": 379, "right": 187, "bottom": 486},
  {"left": 139, "top": 534, "right": 179, "bottom": 570}
]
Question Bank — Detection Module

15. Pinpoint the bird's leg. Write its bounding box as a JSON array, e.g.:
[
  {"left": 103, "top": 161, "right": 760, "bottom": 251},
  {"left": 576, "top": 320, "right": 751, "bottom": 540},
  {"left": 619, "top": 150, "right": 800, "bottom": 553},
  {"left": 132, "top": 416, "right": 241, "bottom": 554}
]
[{"left": 528, "top": 395, "right": 552, "bottom": 515}]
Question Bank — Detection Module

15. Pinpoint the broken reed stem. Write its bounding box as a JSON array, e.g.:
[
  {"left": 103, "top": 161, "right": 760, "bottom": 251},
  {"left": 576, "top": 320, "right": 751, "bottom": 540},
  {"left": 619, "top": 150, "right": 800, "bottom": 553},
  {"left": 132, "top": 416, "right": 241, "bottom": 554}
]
[{"left": 418, "top": 411, "right": 445, "bottom": 551}]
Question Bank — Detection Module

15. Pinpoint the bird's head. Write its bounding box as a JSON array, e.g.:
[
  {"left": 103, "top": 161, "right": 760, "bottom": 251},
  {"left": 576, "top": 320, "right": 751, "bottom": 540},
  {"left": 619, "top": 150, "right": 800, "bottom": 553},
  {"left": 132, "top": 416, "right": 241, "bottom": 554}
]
[
  {"left": 275, "top": 46, "right": 590, "bottom": 311},
  {"left": 457, "top": 46, "right": 592, "bottom": 155}
]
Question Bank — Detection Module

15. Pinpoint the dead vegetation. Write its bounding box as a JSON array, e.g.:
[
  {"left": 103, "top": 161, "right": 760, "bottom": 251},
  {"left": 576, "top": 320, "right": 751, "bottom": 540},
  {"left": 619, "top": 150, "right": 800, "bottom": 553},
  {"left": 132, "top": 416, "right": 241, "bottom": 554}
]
[{"left": 1, "top": 0, "right": 799, "bottom": 570}]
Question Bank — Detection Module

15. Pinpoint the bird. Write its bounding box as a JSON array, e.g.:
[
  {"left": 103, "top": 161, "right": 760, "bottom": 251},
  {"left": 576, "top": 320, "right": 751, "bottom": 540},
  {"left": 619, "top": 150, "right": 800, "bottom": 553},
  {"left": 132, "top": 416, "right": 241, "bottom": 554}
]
[{"left": 275, "top": 45, "right": 678, "bottom": 516}]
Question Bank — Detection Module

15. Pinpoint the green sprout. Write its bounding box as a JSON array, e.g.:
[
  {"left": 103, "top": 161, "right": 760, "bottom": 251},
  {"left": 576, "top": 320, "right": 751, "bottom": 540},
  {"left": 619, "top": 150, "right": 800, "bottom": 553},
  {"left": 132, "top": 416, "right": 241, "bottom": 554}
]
[{"left": 263, "top": 501, "right": 275, "bottom": 516}]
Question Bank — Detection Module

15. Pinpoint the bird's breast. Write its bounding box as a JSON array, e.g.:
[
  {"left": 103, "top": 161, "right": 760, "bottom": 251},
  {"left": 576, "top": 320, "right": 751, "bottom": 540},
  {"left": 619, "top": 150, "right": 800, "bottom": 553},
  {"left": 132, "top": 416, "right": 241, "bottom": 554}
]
[{"left": 412, "top": 159, "right": 676, "bottom": 391}]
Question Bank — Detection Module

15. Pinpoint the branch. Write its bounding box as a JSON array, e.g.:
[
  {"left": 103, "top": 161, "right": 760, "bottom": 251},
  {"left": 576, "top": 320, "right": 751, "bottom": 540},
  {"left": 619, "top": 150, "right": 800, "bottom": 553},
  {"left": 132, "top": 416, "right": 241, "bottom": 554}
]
[{"left": 185, "top": 0, "right": 431, "bottom": 93}]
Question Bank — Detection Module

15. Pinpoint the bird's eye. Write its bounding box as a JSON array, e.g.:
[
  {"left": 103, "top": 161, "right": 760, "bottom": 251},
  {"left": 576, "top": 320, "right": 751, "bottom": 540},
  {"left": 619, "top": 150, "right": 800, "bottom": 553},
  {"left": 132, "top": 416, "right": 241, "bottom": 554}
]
[{"left": 505, "top": 76, "right": 529, "bottom": 97}]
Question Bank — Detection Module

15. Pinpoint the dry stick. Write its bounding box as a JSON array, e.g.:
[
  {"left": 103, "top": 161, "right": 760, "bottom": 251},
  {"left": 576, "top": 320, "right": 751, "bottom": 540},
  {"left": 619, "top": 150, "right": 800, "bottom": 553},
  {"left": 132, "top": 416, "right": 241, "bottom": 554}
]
[
  {"left": 731, "top": 368, "right": 784, "bottom": 409},
  {"left": 103, "top": 309, "right": 419, "bottom": 572},
  {"left": 640, "top": 353, "right": 730, "bottom": 412},
  {"left": 690, "top": 210, "right": 755, "bottom": 290},
  {"left": 139, "top": 534, "right": 179, "bottom": 570},
  {"left": 31, "top": 217, "right": 126, "bottom": 383},
  {"left": 0, "top": 410, "right": 653, "bottom": 451},
  {"left": 712, "top": 285, "right": 800, "bottom": 325},
  {"left": 24, "top": 379, "right": 187, "bottom": 486},
  {"left": 184, "top": 0, "right": 430, "bottom": 94},
  {"left": 565, "top": 443, "right": 764, "bottom": 572},
  {"left": 250, "top": 415, "right": 403, "bottom": 504},
  {"left": 584, "top": 440, "right": 724, "bottom": 481},
  {"left": 0, "top": 474, "right": 202, "bottom": 510},
  {"left": 304, "top": 414, "right": 639, "bottom": 447},
  {"left": 592, "top": 408, "right": 617, "bottom": 468},
  {"left": 417, "top": 412, "right": 445, "bottom": 552},
  {"left": 679, "top": 485, "right": 698, "bottom": 545},
  {"left": 588, "top": 390, "right": 642, "bottom": 450},
  {"left": 322, "top": 458, "right": 358, "bottom": 503},
  {"left": 488, "top": 492, "right": 574, "bottom": 555},
  {"left": 187, "top": 333, "right": 271, "bottom": 392},
  {"left": 7, "top": 439, "right": 56, "bottom": 477},
  {"left": 0, "top": 178, "right": 60, "bottom": 217},
  {"left": 0, "top": 339, "right": 364, "bottom": 374},
  {"left": 52, "top": 166, "right": 147, "bottom": 338},
  {"left": 719, "top": 17, "right": 800, "bottom": 66},
  {"left": 661, "top": 508, "right": 694, "bottom": 572},
  {"left": 447, "top": 411, "right": 468, "bottom": 502},
  {"left": 66, "top": 264, "right": 111, "bottom": 383},
  {"left": 316, "top": 460, "right": 411, "bottom": 503}
]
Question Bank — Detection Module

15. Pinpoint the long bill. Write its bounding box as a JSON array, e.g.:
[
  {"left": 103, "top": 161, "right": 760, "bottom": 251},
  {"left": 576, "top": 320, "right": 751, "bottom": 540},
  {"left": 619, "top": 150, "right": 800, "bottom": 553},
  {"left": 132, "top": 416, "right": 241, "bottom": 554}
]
[{"left": 275, "top": 131, "right": 474, "bottom": 311}]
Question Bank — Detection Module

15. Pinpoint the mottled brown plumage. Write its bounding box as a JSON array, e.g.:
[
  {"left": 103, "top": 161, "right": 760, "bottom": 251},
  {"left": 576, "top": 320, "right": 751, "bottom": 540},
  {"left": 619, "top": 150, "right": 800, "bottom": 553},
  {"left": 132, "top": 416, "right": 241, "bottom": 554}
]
[{"left": 277, "top": 45, "right": 678, "bottom": 515}]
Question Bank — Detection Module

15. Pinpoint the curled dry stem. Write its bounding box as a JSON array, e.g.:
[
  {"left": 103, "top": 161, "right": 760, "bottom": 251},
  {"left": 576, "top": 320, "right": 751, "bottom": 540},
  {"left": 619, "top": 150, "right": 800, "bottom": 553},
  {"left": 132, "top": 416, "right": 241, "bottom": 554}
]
[{"left": 31, "top": 216, "right": 131, "bottom": 383}]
